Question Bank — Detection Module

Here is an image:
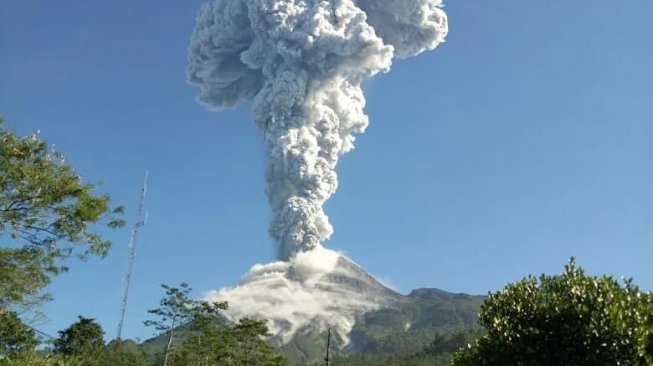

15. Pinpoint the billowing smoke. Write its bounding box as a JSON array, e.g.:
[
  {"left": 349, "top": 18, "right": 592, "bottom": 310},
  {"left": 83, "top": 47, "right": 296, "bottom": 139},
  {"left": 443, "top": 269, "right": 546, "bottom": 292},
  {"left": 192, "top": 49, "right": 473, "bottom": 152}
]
[
  {"left": 205, "top": 247, "right": 401, "bottom": 344},
  {"left": 188, "top": 0, "right": 448, "bottom": 260}
]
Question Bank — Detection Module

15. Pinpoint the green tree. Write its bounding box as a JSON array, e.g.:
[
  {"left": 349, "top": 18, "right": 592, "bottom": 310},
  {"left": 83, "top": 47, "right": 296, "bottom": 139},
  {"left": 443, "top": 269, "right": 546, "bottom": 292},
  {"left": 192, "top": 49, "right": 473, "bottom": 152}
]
[
  {"left": 228, "top": 318, "right": 287, "bottom": 366},
  {"left": 107, "top": 339, "right": 147, "bottom": 366},
  {"left": 144, "top": 283, "right": 197, "bottom": 366},
  {"left": 418, "top": 329, "right": 483, "bottom": 360},
  {"left": 0, "top": 309, "right": 38, "bottom": 358},
  {"left": 53, "top": 316, "right": 108, "bottom": 365},
  {"left": 176, "top": 301, "right": 230, "bottom": 366},
  {"left": 146, "top": 283, "right": 286, "bottom": 366},
  {"left": 0, "top": 118, "right": 125, "bottom": 309},
  {"left": 181, "top": 317, "right": 286, "bottom": 366},
  {"left": 453, "top": 258, "right": 653, "bottom": 366}
]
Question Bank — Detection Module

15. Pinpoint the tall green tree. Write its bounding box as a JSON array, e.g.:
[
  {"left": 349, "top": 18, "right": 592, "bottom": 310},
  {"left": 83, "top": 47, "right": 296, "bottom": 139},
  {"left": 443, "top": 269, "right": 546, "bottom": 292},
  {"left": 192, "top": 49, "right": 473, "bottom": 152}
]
[
  {"left": 146, "top": 283, "right": 286, "bottom": 366},
  {"left": 53, "top": 316, "right": 108, "bottom": 365},
  {"left": 144, "top": 283, "right": 198, "bottom": 366},
  {"left": 228, "top": 318, "right": 287, "bottom": 366},
  {"left": 178, "top": 317, "right": 286, "bottom": 366},
  {"left": 107, "top": 339, "right": 147, "bottom": 366},
  {"left": 453, "top": 258, "right": 653, "bottom": 366},
  {"left": 176, "top": 300, "right": 230, "bottom": 366},
  {"left": 0, "top": 118, "right": 125, "bottom": 309},
  {"left": 0, "top": 309, "right": 37, "bottom": 358}
]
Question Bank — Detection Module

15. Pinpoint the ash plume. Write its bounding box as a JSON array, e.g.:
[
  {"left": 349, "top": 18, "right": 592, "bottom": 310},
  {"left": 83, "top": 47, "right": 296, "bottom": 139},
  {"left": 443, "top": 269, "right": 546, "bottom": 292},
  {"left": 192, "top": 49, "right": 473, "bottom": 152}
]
[{"left": 188, "top": 0, "right": 448, "bottom": 260}]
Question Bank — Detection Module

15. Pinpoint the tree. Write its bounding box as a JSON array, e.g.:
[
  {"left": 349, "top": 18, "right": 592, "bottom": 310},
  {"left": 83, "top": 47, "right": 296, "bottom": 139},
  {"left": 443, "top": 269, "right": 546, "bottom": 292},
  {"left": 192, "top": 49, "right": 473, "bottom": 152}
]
[
  {"left": 0, "top": 118, "right": 125, "bottom": 308},
  {"left": 228, "top": 318, "right": 287, "bottom": 366},
  {"left": 179, "top": 317, "right": 286, "bottom": 366},
  {"left": 176, "top": 300, "right": 231, "bottom": 366},
  {"left": 419, "top": 329, "right": 483, "bottom": 360},
  {"left": 107, "top": 339, "right": 147, "bottom": 366},
  {"left": 144, "top": 283, "right": 198, "bottom": 366},
  {"left": 453, "top": 258, "right": 653, "bottom": 366},
  {"left": 53, "top": 316, "right": 108, "bottom": 365},
  {"left": 0, "top": 309, "right": 37, "bottom": 358},
  {"left": 146, "top": 283, "right": 286, "bottom": 366}
]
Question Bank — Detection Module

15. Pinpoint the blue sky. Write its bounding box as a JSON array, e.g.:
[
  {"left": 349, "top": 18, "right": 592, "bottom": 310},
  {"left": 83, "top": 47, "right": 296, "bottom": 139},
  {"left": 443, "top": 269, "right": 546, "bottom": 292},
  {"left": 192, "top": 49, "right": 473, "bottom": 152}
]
[{"left": 1, "top": 0, "right": 652, "bottom": 342}]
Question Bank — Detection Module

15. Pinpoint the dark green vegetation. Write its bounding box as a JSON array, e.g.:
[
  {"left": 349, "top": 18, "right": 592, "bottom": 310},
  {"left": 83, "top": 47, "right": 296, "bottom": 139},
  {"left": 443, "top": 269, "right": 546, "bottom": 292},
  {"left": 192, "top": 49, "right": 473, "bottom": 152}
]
[
  {"left": 143, "top": 283, "right": 285, "bottom": 366},
  {"left": 52, "top": 316, "right": 109, "bottom": 365},
  {"left": 277, "top": 288, "right": 484, "bottom": 365},
  {"left": 0, "top": 285, "right": 287, "bottom": 366},
  {"left": 452, "top": 259, "right": 653, "bottom": 366},
  {"left": 0, "top": 310, "right": 37, "bottom": 358},
  {"left": 323, "top": 329, "right": 484, "bottom": 366},
  {"left": 350, "top": 289, "right": 483, "bottom": 353}
]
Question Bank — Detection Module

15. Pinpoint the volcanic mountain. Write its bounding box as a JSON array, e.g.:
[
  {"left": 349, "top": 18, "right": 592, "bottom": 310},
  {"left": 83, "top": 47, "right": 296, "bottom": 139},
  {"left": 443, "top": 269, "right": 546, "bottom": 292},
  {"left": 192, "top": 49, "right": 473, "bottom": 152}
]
[
  {"left": 141, "top": 250, "right": 483, "bottom": 364},
  {"left": 205, "top": 248, "right": 484, "bottom": 363},
  {"left": 205, "top": 248, "right": 404, "bottom": 345}
]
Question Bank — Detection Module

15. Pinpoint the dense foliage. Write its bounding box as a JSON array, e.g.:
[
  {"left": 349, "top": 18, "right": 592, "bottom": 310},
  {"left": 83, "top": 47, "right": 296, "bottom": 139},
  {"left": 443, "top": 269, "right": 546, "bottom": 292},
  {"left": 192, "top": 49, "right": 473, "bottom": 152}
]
[
  {"left": 453, "top": 259, "right": 653, "bottom": 366},
  {"left": 326, "top": 329, "right": 484, "bottom": 366},
  {"left": 0, "top": 309, "right": 37, "bottom": 358},
  {"left": 144, "top": 283, "right": 286, "bottom": 366},
  {"left": 0, "top": 119, "right": 125, "bottom": 365},
  {"left": 0, "top": 316, "right": 145, "bottom": 366},
  {"left": 278, "top": 289, "right": 484, "bottom": 364},
  {"left": 107, "top": 339, "right": 148, "bottom": 366},
  {"left": 178, "top": 317, "right": 287, "bottom": 366},
  {"left": 0, "top": 119, "right": 125, "bottom": 309},
  {"left": 53, "top": 316, "right": 105, "bottom": 357}
]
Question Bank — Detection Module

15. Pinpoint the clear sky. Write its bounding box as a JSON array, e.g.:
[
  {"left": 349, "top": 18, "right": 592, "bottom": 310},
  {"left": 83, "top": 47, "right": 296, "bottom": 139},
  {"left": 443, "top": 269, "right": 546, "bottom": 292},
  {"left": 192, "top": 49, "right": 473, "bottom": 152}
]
[{"left": 1, "top": 0, "right": 652, "bottom": 342}]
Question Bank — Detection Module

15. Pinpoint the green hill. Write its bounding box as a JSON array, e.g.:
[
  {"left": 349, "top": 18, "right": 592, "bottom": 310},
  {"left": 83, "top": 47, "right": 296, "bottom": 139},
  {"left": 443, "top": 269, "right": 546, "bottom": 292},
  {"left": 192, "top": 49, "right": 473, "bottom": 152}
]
[
  {"left": 279, "top": 288, "right": 484, "bottom": 365},
  {"left": 140, "top": 288, "right": 483, "bottom": 365}
]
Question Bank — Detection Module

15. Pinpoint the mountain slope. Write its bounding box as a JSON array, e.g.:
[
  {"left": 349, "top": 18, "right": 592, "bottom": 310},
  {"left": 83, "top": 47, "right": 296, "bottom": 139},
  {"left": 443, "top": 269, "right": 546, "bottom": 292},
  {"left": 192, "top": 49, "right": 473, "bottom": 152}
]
[
  {"left": 272, "top": 255, "right": 484, "bottom": 363},
  {"left": 141, "top": 255, "right": 484, "bottom": 365},
  {"left": 279, "top": 287, "right": 484, "bottom": 364}
]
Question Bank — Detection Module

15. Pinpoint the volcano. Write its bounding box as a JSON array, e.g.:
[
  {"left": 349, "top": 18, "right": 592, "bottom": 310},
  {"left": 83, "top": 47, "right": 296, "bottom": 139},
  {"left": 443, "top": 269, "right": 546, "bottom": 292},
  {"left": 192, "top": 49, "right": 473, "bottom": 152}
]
[
  {"left": 142, "top": 252, "right": 483, "bottom": 365},
  {"left": 206, "top": 247, "right": 483, "bottom": 359},
  {"left": 206, "top": 248, "right": 403, "bottom": 345}
]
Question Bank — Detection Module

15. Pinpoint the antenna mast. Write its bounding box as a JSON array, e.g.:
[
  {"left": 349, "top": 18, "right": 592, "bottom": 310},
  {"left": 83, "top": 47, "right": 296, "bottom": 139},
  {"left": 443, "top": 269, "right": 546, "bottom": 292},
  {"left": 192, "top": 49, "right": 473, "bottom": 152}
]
[
  {"left": 116, "top": 171, "right": 148, "bottom": 341},
  {"left": 324, "top": 327, "right": 331, "bottom": 366}
]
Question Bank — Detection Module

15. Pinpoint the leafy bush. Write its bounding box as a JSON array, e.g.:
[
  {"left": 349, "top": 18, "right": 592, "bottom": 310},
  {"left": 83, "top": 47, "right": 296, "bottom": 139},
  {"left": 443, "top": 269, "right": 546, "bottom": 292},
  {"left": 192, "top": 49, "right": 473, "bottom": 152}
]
[{"left": 453, "top": 258, "right": 653, "bottom": 365}]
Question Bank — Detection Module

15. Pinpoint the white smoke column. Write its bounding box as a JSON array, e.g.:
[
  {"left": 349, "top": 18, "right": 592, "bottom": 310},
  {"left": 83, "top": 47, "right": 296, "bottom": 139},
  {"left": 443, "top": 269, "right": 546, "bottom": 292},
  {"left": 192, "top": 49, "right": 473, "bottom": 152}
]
[{"left": 188, "top": 0, "right": 448, "bottom": 260}]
